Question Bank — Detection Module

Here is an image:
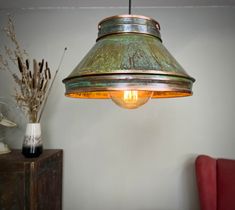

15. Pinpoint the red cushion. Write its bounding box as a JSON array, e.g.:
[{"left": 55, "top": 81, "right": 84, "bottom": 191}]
[
  {"left": 195, "top": 155, "right": 217, "bottom": 210},
  {"left": 217, "top": 159, "right": 235, "bottom": 210}
]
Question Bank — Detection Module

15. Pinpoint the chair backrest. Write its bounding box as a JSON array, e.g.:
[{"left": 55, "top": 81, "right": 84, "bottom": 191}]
[
  {"left": 196, "top": 155, "right": 235, "bottom": 210},
  {"left": 217, "top": 159, "right": 235, "bottom": 210},
  {"left": 196, "top": 155, "right": 217, "bottom": 210}
]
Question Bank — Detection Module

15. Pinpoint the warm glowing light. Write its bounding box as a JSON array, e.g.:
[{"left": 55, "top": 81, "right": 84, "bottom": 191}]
[
  {"left": 110, "top": 90, "right": 153, "bottom": 109},
  {"left": 124, "top": 90, "right": 138, "bottom": 101}
]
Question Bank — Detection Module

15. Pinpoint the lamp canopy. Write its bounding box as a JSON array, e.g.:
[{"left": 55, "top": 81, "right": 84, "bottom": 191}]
[{"left": 63, "top": 15, "right": 195, "bottom": 108}]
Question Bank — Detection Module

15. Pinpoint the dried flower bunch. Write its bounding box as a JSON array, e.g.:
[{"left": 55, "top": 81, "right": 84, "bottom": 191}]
[
  {"left": 0, "top": 16, "right": 54, "bottom": 123},
  {"left": 15, "top": 58, "right": 52, "bottom": 123}
]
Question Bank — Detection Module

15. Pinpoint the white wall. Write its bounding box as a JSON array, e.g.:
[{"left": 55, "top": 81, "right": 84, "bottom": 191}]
[{"left": 1, "top": 6, "right": 235, "bottom": 210}]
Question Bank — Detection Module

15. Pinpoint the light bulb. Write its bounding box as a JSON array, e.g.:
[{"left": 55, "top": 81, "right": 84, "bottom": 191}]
[{"left": 110, "top": 90, "right": 153, "bottom": 109}]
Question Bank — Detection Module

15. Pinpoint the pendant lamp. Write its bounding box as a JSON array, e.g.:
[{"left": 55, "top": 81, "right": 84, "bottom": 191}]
[{"left": 63, "top": 1, "right": 195, "bottom": 109}]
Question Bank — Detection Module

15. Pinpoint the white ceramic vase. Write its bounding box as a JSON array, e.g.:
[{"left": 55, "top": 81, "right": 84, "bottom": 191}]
[{"left": 22, "top": 123, "right": 43, "bottom": 158}]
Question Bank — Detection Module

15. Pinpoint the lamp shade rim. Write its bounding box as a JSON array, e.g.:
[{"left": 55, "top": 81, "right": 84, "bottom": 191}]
[
  {"left": 62, "top": 71, "right": 195, "bottom": 83},
  {"left": 97, "top": 14, "right": 161, "bottom": 40},
  {"left": 63, "top": 73, "right": 194, "bottom": 99},
  {"left": 98, "top": 14, "right": 160, "bottom": 30}
]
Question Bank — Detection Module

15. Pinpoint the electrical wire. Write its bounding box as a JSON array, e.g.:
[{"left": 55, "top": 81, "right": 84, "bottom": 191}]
[{"left": 129, "top": 0, "right": 132, "bottom": 14}]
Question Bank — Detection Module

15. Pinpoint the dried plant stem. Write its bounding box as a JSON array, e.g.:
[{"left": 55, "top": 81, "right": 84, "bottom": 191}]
[
  {"left": 0, "top": 16, "right": 61, "bottom": 123},
  {"left": 37, "top": 48, "right": 67, "bottom": 122}
]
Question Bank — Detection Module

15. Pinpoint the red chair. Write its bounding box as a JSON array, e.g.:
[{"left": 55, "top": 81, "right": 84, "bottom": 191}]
[{"left": 195, "top": 155, "right": 235, "bottom": 210}]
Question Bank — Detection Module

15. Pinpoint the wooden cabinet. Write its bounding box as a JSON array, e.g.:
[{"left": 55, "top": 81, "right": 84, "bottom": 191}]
[{"left": 0, "top": 149, "right": 63, "bottom": 210}]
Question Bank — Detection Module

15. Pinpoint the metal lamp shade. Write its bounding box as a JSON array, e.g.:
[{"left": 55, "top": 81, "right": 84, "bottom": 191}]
[{"left": 63, "top": 15, "right": 195, "bottom": 99}]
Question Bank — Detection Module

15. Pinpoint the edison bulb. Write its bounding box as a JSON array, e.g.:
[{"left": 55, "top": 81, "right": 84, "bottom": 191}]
[{"left": 110, "top": 90, "right": 153, "bottom": 109}]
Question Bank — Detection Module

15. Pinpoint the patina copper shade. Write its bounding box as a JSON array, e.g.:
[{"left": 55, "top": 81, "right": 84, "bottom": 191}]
[{"left": 63, "top": 15, "right": 195, "bottom": 100}]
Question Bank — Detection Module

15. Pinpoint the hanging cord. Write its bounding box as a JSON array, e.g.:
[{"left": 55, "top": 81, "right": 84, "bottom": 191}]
[{"left": 129, "top": 0, "right": 132, "bottom": 14}]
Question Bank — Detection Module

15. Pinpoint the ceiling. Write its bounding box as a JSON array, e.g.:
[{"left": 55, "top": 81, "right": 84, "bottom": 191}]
[{"left": 0, "top": 0, "right": 235, "bottom": 9}]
